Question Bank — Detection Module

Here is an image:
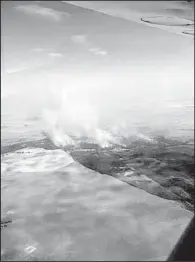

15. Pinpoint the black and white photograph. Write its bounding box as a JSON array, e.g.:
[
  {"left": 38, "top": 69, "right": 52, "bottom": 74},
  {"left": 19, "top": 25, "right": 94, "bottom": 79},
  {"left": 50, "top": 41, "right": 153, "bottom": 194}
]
[{"left": 1, "top": 1, "right": 194, "bottom": 261}]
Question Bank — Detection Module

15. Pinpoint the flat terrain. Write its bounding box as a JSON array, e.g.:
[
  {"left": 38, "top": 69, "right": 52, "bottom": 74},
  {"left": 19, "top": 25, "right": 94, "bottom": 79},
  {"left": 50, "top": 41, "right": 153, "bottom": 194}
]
[{"left": 1, "top": 146, "right": 193, "bottom": 261}]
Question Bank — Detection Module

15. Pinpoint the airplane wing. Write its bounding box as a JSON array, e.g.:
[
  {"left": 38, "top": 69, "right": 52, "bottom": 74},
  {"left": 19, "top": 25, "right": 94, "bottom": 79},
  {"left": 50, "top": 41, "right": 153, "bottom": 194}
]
[{"left": 63, "top": 1, "right": 194, "bottom": 37}]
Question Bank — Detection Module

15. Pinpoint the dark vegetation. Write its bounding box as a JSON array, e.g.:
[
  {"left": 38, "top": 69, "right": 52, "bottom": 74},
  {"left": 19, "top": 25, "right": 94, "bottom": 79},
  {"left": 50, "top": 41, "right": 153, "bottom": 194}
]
[{"left": 70, "top": 136, "right": 194, "bottom": 211}]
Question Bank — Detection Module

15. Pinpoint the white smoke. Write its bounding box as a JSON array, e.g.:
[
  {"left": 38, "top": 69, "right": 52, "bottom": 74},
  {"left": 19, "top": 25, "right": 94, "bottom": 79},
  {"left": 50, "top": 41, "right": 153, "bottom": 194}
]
[
  {"left": 41, "top": 82, "right": 110, "bottom": 147},
  {"left": 2, "top": 58, "right": 193, "bottom": 148},
  {"left": 39, "top": 62, "right": 193, "bottom": 148}
]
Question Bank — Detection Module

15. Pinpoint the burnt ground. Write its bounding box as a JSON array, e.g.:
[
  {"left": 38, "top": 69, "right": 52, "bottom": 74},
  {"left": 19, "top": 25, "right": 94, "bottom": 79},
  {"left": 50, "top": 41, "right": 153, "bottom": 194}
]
[{"left": 69, "top": 136, "right": 194, "bottom": 212}]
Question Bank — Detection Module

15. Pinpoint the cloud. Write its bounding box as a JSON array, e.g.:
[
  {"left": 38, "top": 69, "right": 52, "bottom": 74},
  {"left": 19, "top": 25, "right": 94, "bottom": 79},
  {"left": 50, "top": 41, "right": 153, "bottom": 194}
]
[
  {"left": 94, "top": 50, "right": 107, "bottom": 56},
  {"left": 31, "top": 49, "right": 64, "bottom": 57},
  {"left": 71, "top": 35, "right": 88, "bottom": 44},
  {"left": 48, "top": 53, "right": 63, "bottom": 57},
  {"left": 15, "top": 4, "right": 70, "bottom": 22},
  {"left": 5, "top": 66, "right": 29, "bottom": 74},
  {"left": 89, "top": 47, "right": 100, "bottom": 52},
  {"left": 71, "top": 35, "right": 108, "bottom": 56},
  {"left": 31, "top": 48, "right": 44, "bottom": 52},
  {"left": 89, "top": 47, "right": 107, "bottom": 56}
]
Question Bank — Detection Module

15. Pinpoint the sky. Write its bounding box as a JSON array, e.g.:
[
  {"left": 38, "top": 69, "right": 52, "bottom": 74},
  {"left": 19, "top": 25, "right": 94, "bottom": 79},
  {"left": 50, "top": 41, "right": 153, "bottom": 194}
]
[{"left": 1, "top": 1, "right": 194, "bottom": 142}]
